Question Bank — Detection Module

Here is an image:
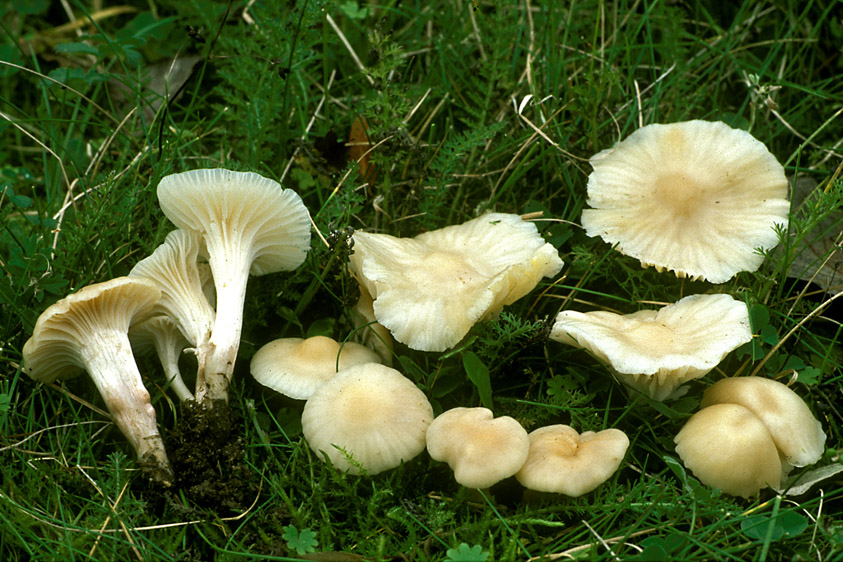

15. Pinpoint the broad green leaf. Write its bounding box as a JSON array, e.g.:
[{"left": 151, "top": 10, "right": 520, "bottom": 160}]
[{"left": 463, "top": 351, "right": 493, "bottom": 409}]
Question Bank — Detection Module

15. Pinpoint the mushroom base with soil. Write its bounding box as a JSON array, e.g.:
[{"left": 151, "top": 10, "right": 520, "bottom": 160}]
[{"left": 166, "top": 399, "right": 256, "bottom": 511}]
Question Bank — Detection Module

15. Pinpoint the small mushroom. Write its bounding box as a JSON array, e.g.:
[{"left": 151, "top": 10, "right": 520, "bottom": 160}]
[
  {"left": 157, "top": 168, "right": 311, "bottom": 404},
  {"left": 250, "top": 335, "right": 381, "bottom": 400},
  {"left": 550, "top": 294, "right": 752, "bottom": 400},
  {"left": 700, "top": 376, "right": 826, "bottom": 469},
  {"left": 674, "top": 403, "right": 783, "bottom": 498},
  {"left": 581, "top": 120, "right": 789, "bottom": 283},
  {"left": 425, "top": 407, "right": 530, "bottom": 489},
  {"left": 22, "top": 277, "right": 173, "bottom": 485},
  {"left": 515, "top": 425, "right": 629, "bottom": 497},
  {"left": 349, "top": 213, "right": 563, "bottom": 352},
  {"left": 301, "top": 363, "right": 433, "bottom": 475},
  {"left": 129, "top": 228, "right": 215, "bottom": 390},
  {"left": 130, "top": 315, "right": 194, "bottom": 402}
]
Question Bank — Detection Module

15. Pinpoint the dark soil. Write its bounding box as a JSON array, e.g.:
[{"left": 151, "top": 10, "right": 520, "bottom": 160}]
[{"left": 165, "top": 399, "right": 256, "bottom": 512}]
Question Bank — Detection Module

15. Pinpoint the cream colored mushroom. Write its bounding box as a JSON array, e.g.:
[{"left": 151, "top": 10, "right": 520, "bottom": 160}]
[
  {"left": 515, "top": 425, "right": 629, "bottom": 497},
  {"left": 250, "top": 335, "right": 381, "bottom": 400},
  {"left": 349, "top": 213, "right": 563, "bottom": 352},
  {"left": 582, "top": 120, "right": 789, "bottom": 283},
  {"left": 674, "top": 403, "right": 783, "bottom": 498},
  {"left": 157, "top": 168, "right": 311, "bottom": 404},
  {"left": 301, "top": 363, "right": 433, "bottom": 475},
  {"left": 550, "top": 294, "right": 752, "bottom": 400},
  {"left": 425, "top": 407, "right": 530, "bottom": 488},
  {"left": 22, "top": 277, "right": 173, "bottom": 485},
  {"left": 700, "top": 376, "right": 826, "bottom": 469},
  {"left": 129, "top": 228, "right": 215, "bottom": 393}
]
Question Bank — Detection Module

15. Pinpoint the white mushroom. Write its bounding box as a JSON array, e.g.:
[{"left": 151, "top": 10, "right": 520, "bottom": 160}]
[
  {"left": 425, "top": 407, "right": 530, "bottom": 489},
  {"left": 130, "top": 315, "right": 194, "bottom": 402},
  {"left": 550, "top": 294, "right": 752, "bottom": 400},
  {"left": 674, "top": 403, "right": 783, "bottom": 498},
  {"left": 129, "top": 228, "right": 215, "bottom": 391},
  {"left": 349, "top": 213, "right": 563, "bottom": 352},
  {"left": 22, "top": 277, "right": 173, "bottom": 485},
  {"left": 156, "top": 168, "right": 311, "bottom": 404},
  {"left": 250, "top": 335, "right": 381, "bottom": 400},
  {"left": 515, "top": 425, "right": 629, "bottom": 497},
  {"left": 700, "top": 376, "right": 826, "bottom": 469},
  {"left": 582, "top": 120, "right": 789, "bottom": 283},
  {"left": 301, "top": 363, "right": 433, "bottom": 475}
]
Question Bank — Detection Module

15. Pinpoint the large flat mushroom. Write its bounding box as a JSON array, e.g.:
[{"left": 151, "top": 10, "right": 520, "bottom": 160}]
[
  {"left": 349, "top": 213, "right": 563, "bottom": 352},
  {"left": 550, "top": 293, "right": 752, "bottom": 401},
  {"left": 156, "top": 168, "right": 311, "bottom": 404},
  {"left": 22, "top": 277, "right": 173, "bottom": 485},
  {"left": 582, "top": 120, "right": 790, "bottom": 283}
]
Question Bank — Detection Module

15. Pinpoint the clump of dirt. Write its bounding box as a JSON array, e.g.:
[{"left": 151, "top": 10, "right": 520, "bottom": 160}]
[{"left": 166, "top": 400, "right": 256, "bottom": 512}]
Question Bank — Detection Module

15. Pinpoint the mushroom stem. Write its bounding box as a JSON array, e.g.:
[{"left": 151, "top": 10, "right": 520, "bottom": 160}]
[
  {"left": 196, "top": 254, "right": 251, "bottom": 404},
  {"left": 82, "top": 328, "right": 174, "bottom": 485}
]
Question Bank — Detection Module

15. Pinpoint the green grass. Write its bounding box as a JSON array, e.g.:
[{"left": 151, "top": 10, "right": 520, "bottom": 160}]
[{"left": 1, "top": 0, "right": 842, "bottom": 560}]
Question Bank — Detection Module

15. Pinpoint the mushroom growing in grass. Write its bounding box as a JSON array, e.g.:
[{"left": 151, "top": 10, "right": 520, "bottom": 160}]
[
  {"left": 674, "top": 403, "right": 784, "bottom": 498},
  {"left": 700, "top": 376, "right": 827, "bottom": 470},
  {"left": 130, "top": 315, "right": 194, "bottom": 402},
  {"left": 550, "top": 293, "right": 752, "bottom": 400},
  {"left": 250, "top": 335, "right": 381, "bottom": 400},
  {"left": 301, "top": 363, "right": 433, "bottom": 475},
  {"left": 129, "top": 228, "right": 215, "bottom": 393},
  {"left": 581, "top": 120, "right": 789, "bottom": 283},
  {"left": 157, "top": 168, "right": 311, "bottom": 404},
  {"left": 515, "top": 425, "right": 629, "bottom": 497},
  {"left": 349, "top": 213, "right": 564, "bottom": 352},
  {"left": 426, "top": 407, "right": 530, "bottom": 489},
  {"left": 22, "top": 277, "right": 173, "bottom": 485},
  {"left": 674, "top": 376, "right": 826, "bottom": 498}
]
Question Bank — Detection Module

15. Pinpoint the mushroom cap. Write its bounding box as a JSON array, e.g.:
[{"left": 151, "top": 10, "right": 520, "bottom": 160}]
[
  {"left": 23, "top": 277, "right": 161, "bottom": 382},
  {"left": 157, "top": 168, "right": 311, "bottom": 277},
  {"left": 129, "top": 228, "right": 215, "bottom": 347},
  {"left": 700, "top": 376, "right": 826, "bottom": 467},
  {"left": 550, "top": 293, "right": 752, "bottom": 400},
  {"left": 426, "top": 407, "right": 530, "bottom": 489},
  {"left": 581, "top": 120, "right": 789, "bottom": 283},
  {"left": 301, "top": 363, "right": 433, "bottom": 475},
  {"left": 674, "top": 403, "right": 783, "bottom": 498},
  {"left": 250, "top": 335, "right": 382, "bottom": 400},
  {"left": 349, "top": 213, "right": 563, "bottom": 352},
  {"left": 515, "top": 425, "right": 629, "bottom": 497}
]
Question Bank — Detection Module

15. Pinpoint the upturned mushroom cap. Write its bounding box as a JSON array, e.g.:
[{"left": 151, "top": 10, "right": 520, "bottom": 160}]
[
  {"left": 22, "top": 277, "right": 173, "bottom": 484},
  {"left": 250, "top": 335, "right": 381, "bottom": 400},
  {"left": 581, "top": 120, "right": 789, "bottom": 283},
  {"left": 515, "top": 425, "right": 629, "bottom": 497},
  {"left": 426, "top": 407, "right": 530, "bottom": 489},
  {"left": 674, "top": 403, "right": 783, "bottom": 498},
  {"left": 129, "top": 229, "right": 215, "bottom": 351},
  {"left": 349, "top": 213, "right": 563, "bottom": 352},
  {"left": 301, "top": 363, "right": 433, "bottom": 475},
  {"left": 700, "top": 377, "right": 826, "bottom": 468},
  {"left": 550, "top": 294, "right": 752, "bottom": 400},
  {"left": 157, "top": 168, "right": 311, "bottom": 403}
]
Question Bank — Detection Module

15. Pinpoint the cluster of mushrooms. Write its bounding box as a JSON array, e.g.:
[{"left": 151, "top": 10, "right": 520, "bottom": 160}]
[{"left": 22, "top": 119, "right": 827, "bottom": 499}]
